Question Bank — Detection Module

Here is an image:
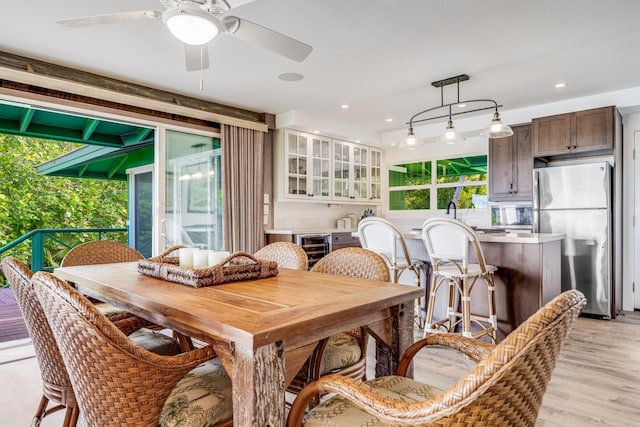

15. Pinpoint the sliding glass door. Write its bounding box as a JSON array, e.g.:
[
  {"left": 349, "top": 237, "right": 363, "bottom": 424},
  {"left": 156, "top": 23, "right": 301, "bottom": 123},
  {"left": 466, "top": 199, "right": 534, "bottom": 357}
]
[{"left": 164, "top": 130, "right": 222, "bottom": 250}]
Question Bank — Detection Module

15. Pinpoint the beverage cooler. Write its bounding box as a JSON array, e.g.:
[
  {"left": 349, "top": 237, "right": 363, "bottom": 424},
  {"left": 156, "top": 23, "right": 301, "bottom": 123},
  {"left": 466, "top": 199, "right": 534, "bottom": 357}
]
[{"left": 293, "top": 233, "right": 330, "bottom": 268}]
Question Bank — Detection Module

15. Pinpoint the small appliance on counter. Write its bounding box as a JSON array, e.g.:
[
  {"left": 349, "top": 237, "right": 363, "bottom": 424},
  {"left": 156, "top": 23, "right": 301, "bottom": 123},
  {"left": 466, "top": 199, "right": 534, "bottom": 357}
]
[{"left": 490, "top": 203, "right": 533, "bottom": 230}]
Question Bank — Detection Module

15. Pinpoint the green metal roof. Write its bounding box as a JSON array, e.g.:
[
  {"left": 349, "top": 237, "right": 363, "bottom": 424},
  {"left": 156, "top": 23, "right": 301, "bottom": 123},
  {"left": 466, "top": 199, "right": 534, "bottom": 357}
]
[
  {"left": 37, "top": 143, "right": 154, "bottom": 181},
  {"left": 0, "top": 100, "right": 155, "bottom": 180}
]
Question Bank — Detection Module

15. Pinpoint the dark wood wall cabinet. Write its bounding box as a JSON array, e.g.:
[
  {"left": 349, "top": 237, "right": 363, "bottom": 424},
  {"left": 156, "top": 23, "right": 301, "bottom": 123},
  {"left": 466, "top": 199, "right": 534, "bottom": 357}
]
[
  {"left": 532, "top": 106, "right": 615, "bottom": 157},
  {"left": 488, "top": 124, "right": 533, "bottom": 201}
]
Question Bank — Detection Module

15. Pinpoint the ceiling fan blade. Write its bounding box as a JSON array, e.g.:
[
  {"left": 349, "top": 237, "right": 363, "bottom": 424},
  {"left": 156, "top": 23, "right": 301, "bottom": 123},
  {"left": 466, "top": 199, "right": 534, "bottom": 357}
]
[
  {"left": 57, "top": 10, "right": 161, "bottom": 28},
  {"left": 184, "top": 44, "right": 210, "bottom": 72},
  {"left": 223, "top": 17, "right": 312, "bottom": 62}
]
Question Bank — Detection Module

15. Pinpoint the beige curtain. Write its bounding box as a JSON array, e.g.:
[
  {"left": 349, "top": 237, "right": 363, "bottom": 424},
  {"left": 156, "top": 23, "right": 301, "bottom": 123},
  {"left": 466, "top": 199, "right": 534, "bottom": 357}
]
[{"left": 221, "top": 124, "right": 265, "bottom": 253}]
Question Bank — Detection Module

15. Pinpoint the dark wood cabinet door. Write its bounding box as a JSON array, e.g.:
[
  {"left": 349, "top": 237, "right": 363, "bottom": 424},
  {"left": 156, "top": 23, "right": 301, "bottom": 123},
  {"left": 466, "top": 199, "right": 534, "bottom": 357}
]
[
  {"left": 571, "top": 106, "right": 614, "bottom": 153},
  {"left": 532, "top": 113, "right": 572, "bottom": 156},
  {"left": 489, "top": 124, "right": 532, "bottom": 201},
  {"left": 489, "top": 133, "right": 515, "bottom": 200},
  {"left": 514, "top": 124, "right": 533, "bottom": 199}
]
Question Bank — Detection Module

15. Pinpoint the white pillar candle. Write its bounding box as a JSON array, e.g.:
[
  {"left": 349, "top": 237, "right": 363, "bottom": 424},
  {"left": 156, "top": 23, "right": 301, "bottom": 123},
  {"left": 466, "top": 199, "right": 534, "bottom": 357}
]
[
  {"left": 208, "top": 251, "right": 231, "bottom": 266},
  {"left": 179, "top": 248, "right": 196, "bottom": 268},
  {"left": 192, "top": 250, "right": 210, "bottom": 269}
]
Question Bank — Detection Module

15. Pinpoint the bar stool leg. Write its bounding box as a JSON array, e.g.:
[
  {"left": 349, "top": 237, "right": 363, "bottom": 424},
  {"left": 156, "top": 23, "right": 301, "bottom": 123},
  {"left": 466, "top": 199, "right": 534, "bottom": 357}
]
[
  {"left": 412, "top": 266, "right": 423, "bottom": 329},
  {"left": 461, "top": 276, "right": 473, "bottom": 339},
  {"left": 423, "top": 273, "right": 439, "bottom": 338},
  {"left": 447, "top": 278, "right": 457, "bottom": 333},
  {"left": 486, "top": 274, "right": 498, "bottom": 343}
]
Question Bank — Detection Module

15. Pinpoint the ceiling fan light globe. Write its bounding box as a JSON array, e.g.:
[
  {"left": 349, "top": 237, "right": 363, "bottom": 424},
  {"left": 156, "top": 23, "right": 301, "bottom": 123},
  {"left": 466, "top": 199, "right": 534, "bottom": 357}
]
[{"left": 163, "top": 7, "right": 219, "bottom": 45}]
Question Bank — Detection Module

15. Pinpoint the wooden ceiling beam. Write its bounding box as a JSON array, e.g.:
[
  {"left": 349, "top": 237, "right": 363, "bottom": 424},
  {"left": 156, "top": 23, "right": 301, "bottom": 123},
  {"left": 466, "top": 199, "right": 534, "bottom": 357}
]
[{"left": 0, "top": 50, "right": 268, "bottom": 132}]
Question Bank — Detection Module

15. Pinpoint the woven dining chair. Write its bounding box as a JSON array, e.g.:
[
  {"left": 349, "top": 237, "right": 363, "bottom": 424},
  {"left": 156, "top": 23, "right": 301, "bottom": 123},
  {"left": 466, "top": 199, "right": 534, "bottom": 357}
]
[
  {"left": 287, "top": 247, "right": 391, "bottom": 408},
  {"left": 32, "top": 271, "right": 233, "bottom": 427},
  {"left": 60, "top": 240, "right": 193, "bottom": 351},
  {"left": 0, "top": 257, "right": 181, "bottom": 427},
  {"left": 287, "top": 289, "right": 586, "bottom": 427},
  {"left": 0, "top": 257, "right": 80, "bottom": 427},
  {"left": 255, "top": 241, "right": 309, "bottom": 270}
]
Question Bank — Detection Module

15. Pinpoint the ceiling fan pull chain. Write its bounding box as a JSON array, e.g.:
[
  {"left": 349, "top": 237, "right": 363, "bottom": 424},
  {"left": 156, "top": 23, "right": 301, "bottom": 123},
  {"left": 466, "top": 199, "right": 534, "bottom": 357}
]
[{"left": 200, "top": 45, "right": 205, "bottom": 91}]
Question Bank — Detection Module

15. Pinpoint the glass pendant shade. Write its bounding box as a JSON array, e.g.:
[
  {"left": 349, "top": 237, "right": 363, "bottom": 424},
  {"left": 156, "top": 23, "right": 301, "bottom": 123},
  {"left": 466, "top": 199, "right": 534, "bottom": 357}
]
[
  {"left": 436, "top": 119, "right": 465, "bottom": 144},
  {"left": 481, "top": 111, "right": 514, "bottom": 138},
  {"left": 164, "top": 7, "right": 220, "bottom": 45},
  {"left": 406, "top": 127, "right": 417, "bottom": 145}
]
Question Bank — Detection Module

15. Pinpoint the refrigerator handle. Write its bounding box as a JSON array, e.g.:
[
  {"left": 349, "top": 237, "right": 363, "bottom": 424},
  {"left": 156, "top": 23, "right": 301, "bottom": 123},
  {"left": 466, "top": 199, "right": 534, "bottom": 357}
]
[
  {"left": 532, "top": 169, "right": 539, "bottom": 211},
  {"left": 532, "top": 170, "right": 540, "bottom": 232}
]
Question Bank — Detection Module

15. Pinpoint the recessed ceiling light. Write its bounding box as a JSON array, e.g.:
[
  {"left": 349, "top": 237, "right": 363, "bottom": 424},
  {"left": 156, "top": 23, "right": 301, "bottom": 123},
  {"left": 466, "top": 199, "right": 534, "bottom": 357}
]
[
  {"left": 457, "top": 103, "right": 467, "bottom": 108},
  {"left": 355, "top": 139, "right": 361, "bottom": 143},
  {"left": 340, "top": 104, "right": 350, "bottom": 109},
  {"left": 278, "top": 72, "right": 304, "bottom": 82},
  {"left": 385, "top": 118, "right": 393, "bottom": 122},
  {"left": 555, "top": 82, "right": 567, "bottom": 88},
  {"left": 313, "top": 130, "right": 320, "bottom": 134}
]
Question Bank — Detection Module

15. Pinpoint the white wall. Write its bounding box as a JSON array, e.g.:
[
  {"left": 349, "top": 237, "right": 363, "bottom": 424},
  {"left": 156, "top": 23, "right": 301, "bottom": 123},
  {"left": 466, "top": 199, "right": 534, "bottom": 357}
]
[
  {"left": 622, "top": 113, "right": 640, "bottom": 311},
  {"left": 272, "top": 202, "right": 376, "bottom": 230}
]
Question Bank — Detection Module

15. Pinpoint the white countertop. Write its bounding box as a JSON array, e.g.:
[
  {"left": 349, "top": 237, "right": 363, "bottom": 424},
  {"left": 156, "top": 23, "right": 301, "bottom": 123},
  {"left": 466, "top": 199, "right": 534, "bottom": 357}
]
[
  {"left": 403, "top": 230, "right": 565, "bottom": 244},
  {"left": 265, "top": 228, "right": 357, "bottom": 235},
  {"left": 266, "top": 228, "right": 564, "bottom": 244}
]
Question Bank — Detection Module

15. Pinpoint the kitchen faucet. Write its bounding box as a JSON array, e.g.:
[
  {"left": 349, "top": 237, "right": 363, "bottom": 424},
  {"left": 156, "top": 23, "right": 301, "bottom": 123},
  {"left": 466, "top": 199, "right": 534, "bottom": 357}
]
[{"left": 446, "top": 201, "right": 457, "bottom": 219}]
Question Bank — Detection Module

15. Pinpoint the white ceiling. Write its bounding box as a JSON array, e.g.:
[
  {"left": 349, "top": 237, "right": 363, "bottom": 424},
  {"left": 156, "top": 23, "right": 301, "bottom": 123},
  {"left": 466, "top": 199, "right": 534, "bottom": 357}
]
[{"left": 2, "top": 0, "right": 640, "bottom": 146}]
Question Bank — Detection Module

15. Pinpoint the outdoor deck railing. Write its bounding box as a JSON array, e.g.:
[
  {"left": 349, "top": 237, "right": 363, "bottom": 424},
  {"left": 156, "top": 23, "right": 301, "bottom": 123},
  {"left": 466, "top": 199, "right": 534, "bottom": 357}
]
[{"left": 0, "top": 228, "right": 128, "bottom": 280}]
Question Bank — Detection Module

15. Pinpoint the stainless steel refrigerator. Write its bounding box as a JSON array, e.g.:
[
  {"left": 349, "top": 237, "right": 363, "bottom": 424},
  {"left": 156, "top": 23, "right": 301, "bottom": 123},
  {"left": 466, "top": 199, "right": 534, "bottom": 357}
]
[{"left": 533, "top": 162, "right": 613, "bottom": 318}]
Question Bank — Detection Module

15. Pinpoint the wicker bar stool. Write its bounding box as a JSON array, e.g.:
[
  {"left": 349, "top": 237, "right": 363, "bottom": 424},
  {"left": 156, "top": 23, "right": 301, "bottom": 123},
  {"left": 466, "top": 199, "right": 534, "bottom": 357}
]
[
  {"left": 255, "top": 241, "right": 309, "bottom": 270},
  {"left": 32, "top": 271, "right": 233, "bottom": 427},
  {"left": 421, "top": 217, "right": 499, "bottom": 343},
  {"left": 287, "top": 247, "right": 390, "bottom": 408},
  {"left": 287, "top": 290, "right": 586, "bottom": 426},
  {"left": 357, "top": 216, "right": 424, "bottom": 327}
]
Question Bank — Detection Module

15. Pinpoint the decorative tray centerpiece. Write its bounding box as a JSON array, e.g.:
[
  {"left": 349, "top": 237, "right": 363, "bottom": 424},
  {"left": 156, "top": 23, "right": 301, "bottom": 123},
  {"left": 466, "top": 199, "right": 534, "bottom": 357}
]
[{"left": 137, "top": 246, "right": 278, "bottom": 288}]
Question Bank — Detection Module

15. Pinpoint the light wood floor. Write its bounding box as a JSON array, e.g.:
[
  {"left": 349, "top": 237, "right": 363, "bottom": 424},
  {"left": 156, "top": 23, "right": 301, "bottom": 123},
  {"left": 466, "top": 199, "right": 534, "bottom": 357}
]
[
  {"left": 2, "top": 312, "right": 639, "bottom": 426},
  {"left": 365, "top": 311, "right": 640, "bottom": 426}
]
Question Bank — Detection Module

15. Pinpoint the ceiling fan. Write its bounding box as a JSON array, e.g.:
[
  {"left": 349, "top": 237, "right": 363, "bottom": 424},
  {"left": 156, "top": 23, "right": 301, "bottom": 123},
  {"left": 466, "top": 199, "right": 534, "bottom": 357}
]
[{"left": 57, "top": 0, "right": 313, "bottom": 71}]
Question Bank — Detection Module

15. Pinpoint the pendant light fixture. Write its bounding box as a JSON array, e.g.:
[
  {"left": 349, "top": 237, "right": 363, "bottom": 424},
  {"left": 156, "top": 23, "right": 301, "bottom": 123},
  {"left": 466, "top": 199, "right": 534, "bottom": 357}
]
[{"left": 405, "top": 74, "right": 513, "bottom": 146}]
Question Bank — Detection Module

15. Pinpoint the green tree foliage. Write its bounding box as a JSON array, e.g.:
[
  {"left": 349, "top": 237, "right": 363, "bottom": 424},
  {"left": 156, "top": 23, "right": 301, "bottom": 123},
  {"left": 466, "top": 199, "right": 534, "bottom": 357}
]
[{"left": 0, "top": 134, "right": 127, "bottom": 278}]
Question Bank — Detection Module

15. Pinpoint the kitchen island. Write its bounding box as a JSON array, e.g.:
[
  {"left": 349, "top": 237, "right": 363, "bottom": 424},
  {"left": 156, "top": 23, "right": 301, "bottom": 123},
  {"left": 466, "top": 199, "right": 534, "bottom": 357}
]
[{"left": 403, "top": 230, "right": 565, "bottom": 339}]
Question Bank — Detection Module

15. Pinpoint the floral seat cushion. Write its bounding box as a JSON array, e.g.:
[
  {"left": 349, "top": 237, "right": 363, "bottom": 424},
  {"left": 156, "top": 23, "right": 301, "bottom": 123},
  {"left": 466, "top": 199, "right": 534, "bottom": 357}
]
[
  {"left": 317, "top": 332, "right": 362, "bottom": 375},
  {"left": 160, "top": 358, "right": 233, "bottom": 427},
  {"left": 302, "top": 376, "right": 443, "bottom": 426},
  {"left": 128, "top": 328, "right": 183, "bottom": 356}
]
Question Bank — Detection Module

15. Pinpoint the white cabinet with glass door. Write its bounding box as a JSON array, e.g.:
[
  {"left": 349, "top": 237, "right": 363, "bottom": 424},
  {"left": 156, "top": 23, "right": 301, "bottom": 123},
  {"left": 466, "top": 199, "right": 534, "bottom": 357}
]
[
  {"left": 332, "top": 140, "right": 380, "bottom": 203},
  {"left": 284, "top": 129, "right": 331, "bottom": 200},
  {"left": 369, "top": 148, "right": 382, "bottom": 202}
]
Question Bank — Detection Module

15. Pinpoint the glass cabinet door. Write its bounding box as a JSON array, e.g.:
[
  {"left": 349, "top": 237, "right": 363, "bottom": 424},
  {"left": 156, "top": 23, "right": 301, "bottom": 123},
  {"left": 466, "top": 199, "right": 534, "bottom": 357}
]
[
  {"left": 311, "top": 136, "right": 331, "bottom": 198},
  {"left": 332, "top": 140, "right": 351, "bottom": 200},
  {"left": 352, "top": 144, "right": 368, "bottom": 200},
  {"left": 286, "top": 131, "right": 308, "bottom": 198},
  {"left": 369, "top": 149, "right": 381, "bottom": 201}
]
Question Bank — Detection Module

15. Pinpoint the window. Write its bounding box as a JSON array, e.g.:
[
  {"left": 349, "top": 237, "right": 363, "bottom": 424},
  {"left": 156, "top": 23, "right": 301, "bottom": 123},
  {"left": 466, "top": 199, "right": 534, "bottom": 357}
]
[{"left": 389, "top": 155, "right": 487, "bottom": 211}]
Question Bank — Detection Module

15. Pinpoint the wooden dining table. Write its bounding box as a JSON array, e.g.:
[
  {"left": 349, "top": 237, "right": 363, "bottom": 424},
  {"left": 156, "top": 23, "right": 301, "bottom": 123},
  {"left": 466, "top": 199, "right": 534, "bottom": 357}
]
[{"left": 53, "top": 261, "right": 422, "bottom": 427}]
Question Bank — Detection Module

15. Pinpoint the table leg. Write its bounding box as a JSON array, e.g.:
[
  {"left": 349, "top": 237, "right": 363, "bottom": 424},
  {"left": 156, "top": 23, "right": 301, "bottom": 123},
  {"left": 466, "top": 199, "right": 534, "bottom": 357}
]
[
  {"left": 375, "top": 300, "right": 415, "bottom": 378},
  {"left": 231, "top": 340, "right": 286, "bottom": 427}
]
